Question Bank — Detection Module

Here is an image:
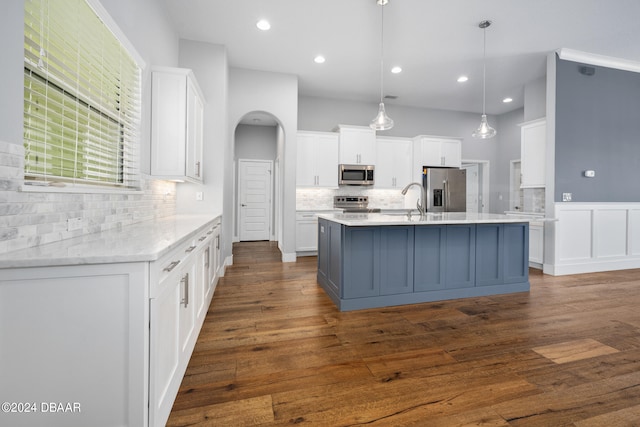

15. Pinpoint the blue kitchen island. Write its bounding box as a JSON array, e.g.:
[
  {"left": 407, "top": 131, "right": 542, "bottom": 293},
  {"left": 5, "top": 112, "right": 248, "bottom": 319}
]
[{"left": 317, "top": 212, "right": 531, "bottom": 311}]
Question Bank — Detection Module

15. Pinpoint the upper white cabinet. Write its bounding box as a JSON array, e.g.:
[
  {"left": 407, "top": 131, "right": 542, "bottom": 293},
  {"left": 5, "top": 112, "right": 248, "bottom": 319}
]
[
  {"left": 336, "top": 124, "right": 376, "bottom": 165},
  {"left": 519, "top": 118, "right": 546, "bottom": 188},
  {"left": 151, "top": 66, "right": 205, "bottom": 183},
  {"left": 413, "top": 136, "right": 462, "bottom": 168},
  {"left": 296, "top": 131, "right": 339, "bottom": 188},
  {"left": 375, "top": 137, "right": 413, "bottom": 189}
]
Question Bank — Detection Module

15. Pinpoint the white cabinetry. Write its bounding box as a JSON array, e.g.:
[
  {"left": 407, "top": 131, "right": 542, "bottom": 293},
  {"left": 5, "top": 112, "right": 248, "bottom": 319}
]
[
  {"left": 519, "top": 118, "right": 546, "bottom": 188},
  {"left": 529, "top": 221, "right": 544, "bottom": 268},
  {"left": 376, "top": 137, "right": 413, "bottom": 189},
  {"left": 336, "top": 124, "right": 376, "bottom": 165},
  {"left": 149, "top": 221, "right": 219, "bottom": 426},
  {"left": 413, "top": 136, "right": 462, "bottom": 168},
  {"left": 0, "top": 217, "right": 222, "bottom": 427},
  {"left": 296, "top": 131, "right": 339, "bottom": 188},
  {"left": 296, "top": 212, "right": 319, "bottom": 253},
  {"left": 151, "top": 66, "right": 205, "bottom": 183}
]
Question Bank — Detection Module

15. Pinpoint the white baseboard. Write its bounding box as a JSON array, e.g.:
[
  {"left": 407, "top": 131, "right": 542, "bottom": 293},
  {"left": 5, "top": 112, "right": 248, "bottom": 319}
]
[
  {"left": 281, "top": 252, "right": 296, "bottom": 263},
  {"left": 545, "top": 258, "right": 640, "bottom": 276}
]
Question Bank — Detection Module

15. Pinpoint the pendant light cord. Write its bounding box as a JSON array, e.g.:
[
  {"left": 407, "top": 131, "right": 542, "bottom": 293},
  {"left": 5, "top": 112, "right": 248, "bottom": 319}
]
[
  {"left": 379, "top": 3, "right": 385, "bottom": 103},
  {"left": 482, "top": 24, "right": 486, "bottom": 115}
]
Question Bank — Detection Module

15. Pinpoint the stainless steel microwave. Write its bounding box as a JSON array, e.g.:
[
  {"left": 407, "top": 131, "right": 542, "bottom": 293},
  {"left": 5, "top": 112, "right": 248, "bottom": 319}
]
[{"left": 339, "top": 164, "right": 375, "bottom": 186}]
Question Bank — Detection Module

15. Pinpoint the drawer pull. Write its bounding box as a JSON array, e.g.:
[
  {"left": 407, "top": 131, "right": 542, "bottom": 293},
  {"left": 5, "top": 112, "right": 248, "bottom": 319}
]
[
  {"left": 185, "top": 245, "right": 197, "bottom": 253},
  {"left": 163, "top": 260, "right": 180, "bottom": 272},
  {"left": 198, "top": 236, "right": 207, "bottom": 242},
  {"left": 207, "top": 230, "right": 213, "bottom": 235},
  {"left": 181, "top": 273, "right": 189, "bottom": 307}
]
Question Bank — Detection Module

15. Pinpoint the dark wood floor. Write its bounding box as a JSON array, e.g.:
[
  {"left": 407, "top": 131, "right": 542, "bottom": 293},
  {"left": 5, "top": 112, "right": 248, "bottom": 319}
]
[{"left": 167, "top": 241, "right": 640, "bottom": 426}]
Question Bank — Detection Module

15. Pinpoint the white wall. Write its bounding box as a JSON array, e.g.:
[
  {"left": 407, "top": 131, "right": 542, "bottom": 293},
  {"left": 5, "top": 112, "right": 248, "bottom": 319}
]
[
  {"left": 176, "top": 40, "right": 228, "bottom": 217},
  {"left": 524, "top": 77, "right": 547, "bottom": 122},
  {"left": 228, "top": 68, "right": 298, "bottom": 261}
]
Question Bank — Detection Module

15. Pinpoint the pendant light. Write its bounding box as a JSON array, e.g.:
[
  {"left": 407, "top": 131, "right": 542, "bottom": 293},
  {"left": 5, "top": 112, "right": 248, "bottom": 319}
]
[
  {"left": 472, "top": 20, "right": 497, "bottom": 139},
  {"left": 370, "top": 0, "right": 394, "bottom": 130}
]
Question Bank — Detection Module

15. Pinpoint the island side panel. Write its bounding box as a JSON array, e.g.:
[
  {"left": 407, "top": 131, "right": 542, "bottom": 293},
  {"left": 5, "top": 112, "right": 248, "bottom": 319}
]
[
  {"left": 504, "top": 223, "right": 529, "bottom": 283},
  {"left": 414, "top": 226, "right": 446, "bottom": 291},
  {"left": 476, "top": 224, "right": 505, "bottom": 286},
  {"left": 445, "top": 224, "right": 476, "bottom": 289}
]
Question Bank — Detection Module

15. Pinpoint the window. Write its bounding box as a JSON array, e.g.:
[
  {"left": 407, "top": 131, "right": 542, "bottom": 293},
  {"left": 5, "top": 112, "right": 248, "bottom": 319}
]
[{"left": 23, "top": 0, "right": 142, "bottom": 189}]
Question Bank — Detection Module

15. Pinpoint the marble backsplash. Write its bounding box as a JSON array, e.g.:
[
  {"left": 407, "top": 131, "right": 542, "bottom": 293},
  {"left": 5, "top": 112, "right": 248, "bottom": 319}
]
[
  {"left": 297, "top": 187, "right": 407, "bottom": 210},
  {"left": 522, "top": 188, "right": 545, "bottom": 213},
  {"left": 0, "top": 140, "right": 177, "bottom": 255}
]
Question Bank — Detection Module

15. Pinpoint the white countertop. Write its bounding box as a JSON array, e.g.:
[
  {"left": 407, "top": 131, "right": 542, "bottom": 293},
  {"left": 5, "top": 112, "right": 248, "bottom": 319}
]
[
  {"left": 0, "top": 214, "right": 221, "bottom": 269},
  {"left": 317, "top": 212, "right": 539, "bottom": 227}
]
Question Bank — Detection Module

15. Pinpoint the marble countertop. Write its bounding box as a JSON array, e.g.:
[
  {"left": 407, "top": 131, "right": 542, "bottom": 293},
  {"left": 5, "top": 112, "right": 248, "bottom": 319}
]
[
  {"left": 0, "top": 214, "right": 221, "bottom": 269},
  {"left": 317, "top": 212, "right": 540, "bottom": 227}
]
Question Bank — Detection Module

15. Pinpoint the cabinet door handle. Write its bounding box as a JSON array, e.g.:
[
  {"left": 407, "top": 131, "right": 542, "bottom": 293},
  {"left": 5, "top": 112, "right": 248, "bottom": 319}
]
[
  {"left": 185, "top": 245, "right": 197, "bottom": 253},
  {"left": 205, "top": 247, "right": 210, "bottom": 269},
  {"left": 196, "top": 161, "right": 201, "bottom": 177},
  {"left": 216, "top": 235, "right": 220, "bottom": 249},
  {"left": 181, "top": 273, "right": 189, "bottom": 307},
  {"left": 163, "top": 260, "right": 180, "bottom": 272}
]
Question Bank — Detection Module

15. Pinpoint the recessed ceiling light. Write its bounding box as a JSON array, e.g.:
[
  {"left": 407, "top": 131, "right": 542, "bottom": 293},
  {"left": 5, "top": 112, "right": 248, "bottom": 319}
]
[
  {"left": 503, "top": 97, "right": 513, "bottom": 103},
  {"left": 256, "top": 19, "right": 271, "bottom": 31},
  {"left": 391, "top": 66, "right": 402, "bottom": 74},
  {"left": 314, "top": 55, "right": 325, "bottom": 64},
  {"left": 457, "top": 75, "right": 469, "bottom": 83}
]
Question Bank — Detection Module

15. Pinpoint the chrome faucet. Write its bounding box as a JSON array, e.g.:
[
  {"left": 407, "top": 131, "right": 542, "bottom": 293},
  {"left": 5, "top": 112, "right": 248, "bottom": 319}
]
[{"left": 401, "top": 182, "right": 427, "bottom": 217}]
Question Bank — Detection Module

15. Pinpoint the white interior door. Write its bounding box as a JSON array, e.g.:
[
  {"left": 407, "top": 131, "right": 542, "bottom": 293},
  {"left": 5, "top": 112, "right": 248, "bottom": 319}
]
[
  {"left": 462, "top": 163, "right": 480, "bottom": 213},
  {"left": 239, "top": 159, "right": 272, "bottom": 241}
]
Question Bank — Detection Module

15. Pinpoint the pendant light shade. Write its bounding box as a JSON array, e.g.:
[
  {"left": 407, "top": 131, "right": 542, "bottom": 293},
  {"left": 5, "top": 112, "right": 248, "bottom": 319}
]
[
  {"left": 371, "top": 102, "right": 394, "bottom": 130},
  {"left": 472, "top": 20, "right": 496, "bottom": 139},
  {"left": 370, "top": 0, "right": 393, "bottom": 131}
]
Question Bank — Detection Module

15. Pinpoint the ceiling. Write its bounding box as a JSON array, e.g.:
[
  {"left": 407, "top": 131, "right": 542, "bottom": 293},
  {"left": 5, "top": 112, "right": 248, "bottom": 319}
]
[{"left": 164, "top": 0, "right": 640, "bottom": 119}]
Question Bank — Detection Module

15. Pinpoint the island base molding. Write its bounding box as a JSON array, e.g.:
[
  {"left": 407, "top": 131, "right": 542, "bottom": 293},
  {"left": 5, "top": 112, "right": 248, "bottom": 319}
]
[{"left": 319, "top": 278, "right": 530, "bottom": 311}]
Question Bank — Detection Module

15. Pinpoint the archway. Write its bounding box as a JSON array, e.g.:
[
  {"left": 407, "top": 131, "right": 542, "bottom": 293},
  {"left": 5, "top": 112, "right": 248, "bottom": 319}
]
[{"left": 232, "top": 111, "right": 284, "bottom": 246}]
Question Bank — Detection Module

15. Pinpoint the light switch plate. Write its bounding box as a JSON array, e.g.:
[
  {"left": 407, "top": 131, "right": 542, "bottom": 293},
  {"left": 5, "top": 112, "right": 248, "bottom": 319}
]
[{"left": 562, "top": 193, "right": 572, "bottom": 202}]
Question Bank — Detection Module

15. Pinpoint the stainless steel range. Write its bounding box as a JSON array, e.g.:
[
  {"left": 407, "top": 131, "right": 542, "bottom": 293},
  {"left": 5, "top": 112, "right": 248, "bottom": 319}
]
[{"left": 333, "top": 196, "right": 381, "bottom": 213}]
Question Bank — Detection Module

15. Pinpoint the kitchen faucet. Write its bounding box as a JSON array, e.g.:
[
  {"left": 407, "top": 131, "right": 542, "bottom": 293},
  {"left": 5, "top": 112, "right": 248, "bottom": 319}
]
[{"left": 401, "top": 182, "right": 427, "bottom": 217}]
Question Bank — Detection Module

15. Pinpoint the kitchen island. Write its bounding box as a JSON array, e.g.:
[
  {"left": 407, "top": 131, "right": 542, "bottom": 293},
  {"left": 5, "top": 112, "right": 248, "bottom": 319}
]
[{"left": 317, "top": 212, "right": 531, "bottom": 311}]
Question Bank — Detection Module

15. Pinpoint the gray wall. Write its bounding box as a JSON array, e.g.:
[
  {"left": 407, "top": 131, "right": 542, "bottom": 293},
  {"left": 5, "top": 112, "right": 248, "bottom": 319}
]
[
  {"left": 555, "top": 57, "right": 640, "bottom": 202},
  {"left": 235, "top": 125, "right": 278, "bottom": 160}
]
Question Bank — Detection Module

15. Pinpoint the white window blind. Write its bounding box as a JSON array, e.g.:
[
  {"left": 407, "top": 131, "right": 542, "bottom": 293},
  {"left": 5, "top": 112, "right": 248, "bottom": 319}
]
[{"left": 23, "top": 0, "right": 142, "bottom": 189}]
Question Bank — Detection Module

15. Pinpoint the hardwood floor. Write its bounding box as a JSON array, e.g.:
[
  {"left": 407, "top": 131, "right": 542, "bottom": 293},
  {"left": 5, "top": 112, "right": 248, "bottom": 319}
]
[{"left": 167, "top": 241, "right": 640, "bottom": 426}]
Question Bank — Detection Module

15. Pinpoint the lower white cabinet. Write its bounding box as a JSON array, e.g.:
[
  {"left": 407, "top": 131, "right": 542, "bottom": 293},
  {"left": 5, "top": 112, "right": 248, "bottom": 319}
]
[
  {"left": 296, "top": 212, "right": 319, "bottom": 252},
  {"left": 529, "top": 221, "right": 544, "bottom": 268},
  {"left": 0, "top": 217, "right": 222, "bottom": 427}
]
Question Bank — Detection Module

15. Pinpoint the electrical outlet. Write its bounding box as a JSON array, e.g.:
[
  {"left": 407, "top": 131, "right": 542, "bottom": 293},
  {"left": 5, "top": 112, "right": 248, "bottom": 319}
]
[
  {"left": 562, "top": 192, "right": 572, "bottom": 202},
  {"left": 67, "top": 217, "right": 82, "bottom": 231},
  {"left": 196, "top": 192, "right": 204, "bottom": 201}
]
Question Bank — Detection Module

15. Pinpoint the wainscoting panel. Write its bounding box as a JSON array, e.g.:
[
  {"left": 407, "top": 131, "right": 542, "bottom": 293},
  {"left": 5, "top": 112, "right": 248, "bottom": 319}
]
[{"left": 548, "top": 203, "right": 640, "bottom": 275}]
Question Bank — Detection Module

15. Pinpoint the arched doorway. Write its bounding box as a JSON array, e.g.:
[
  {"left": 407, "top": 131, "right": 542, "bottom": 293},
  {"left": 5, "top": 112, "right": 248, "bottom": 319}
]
[{"left": 233, "top": 111, "right": 284, "bottom": 245}]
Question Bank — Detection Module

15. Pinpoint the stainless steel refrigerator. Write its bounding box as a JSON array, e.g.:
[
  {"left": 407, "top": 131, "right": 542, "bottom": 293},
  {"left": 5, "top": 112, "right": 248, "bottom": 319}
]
[{"left": 422, "top": 167, "right": 467, "bottom": 212}]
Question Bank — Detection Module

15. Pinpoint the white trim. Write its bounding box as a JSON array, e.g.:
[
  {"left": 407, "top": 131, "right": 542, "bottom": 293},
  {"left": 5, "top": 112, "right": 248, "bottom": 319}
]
[
  {"left": 557, "top": 48, "right": 640, "bottom": 74},
  {"left": 86, "top": 0, "right": 146, "bottom": 69},
  {"left": 281, "top": 252, "right": 297, "bottom": 263},
  {"left": 545, "top": 202, "right": 640, "bottom": 275}
]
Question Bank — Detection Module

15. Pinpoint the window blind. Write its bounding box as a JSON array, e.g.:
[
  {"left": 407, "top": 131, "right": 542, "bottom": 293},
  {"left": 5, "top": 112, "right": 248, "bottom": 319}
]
[{"left": 23, "top": 0, "right": 141, "bottom": 189}]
